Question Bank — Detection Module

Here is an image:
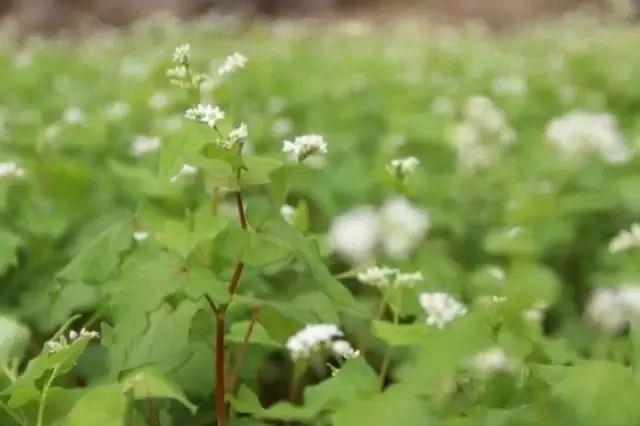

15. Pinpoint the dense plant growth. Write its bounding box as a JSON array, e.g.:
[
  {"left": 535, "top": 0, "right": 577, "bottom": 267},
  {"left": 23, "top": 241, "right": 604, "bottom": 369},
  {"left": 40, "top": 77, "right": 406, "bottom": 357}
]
[{"left": 2, "top": 13, "right": 640, "bottom": 425}]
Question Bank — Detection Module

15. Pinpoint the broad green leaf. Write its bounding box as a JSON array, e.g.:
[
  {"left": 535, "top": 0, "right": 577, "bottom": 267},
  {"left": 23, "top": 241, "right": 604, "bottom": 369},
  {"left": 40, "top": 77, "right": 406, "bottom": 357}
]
[
  {"left": 0, "top": 229, "right": 21, "bottom": 274},
  {"left": 65, "top": 385, "right": 126, "bottom": 426},
  {"left": 0, "top": 316, "right": 30, "bottom": 365},
  {"left": 228, "top": 321, "right": 281, "bottom": 347},
  {"left": 57, "top": 221, "right": 133, "bottom": 284},
  {"left": 121, "top": 368, "right": 197, "bottom": 414}
]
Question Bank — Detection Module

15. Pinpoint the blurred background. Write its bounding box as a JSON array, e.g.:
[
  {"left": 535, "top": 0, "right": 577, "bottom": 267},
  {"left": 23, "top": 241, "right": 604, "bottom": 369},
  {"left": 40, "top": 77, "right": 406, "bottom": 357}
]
[{"left": 2, "top": 0, "right": 638, "bottom": 32}]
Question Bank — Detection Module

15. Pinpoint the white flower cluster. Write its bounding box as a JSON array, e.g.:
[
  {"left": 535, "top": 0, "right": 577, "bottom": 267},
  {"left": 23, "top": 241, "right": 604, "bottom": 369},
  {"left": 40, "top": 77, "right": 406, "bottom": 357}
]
[
  {"left": 419, "top": 292, "right": 468, "bottom": 328},
  {"left": 63, "top": 106, "right": 86, "bottom": 125},
  {"left": 46, "top": 328, "right": 100, "bottom": 354},
  {"left": 286, "top": 324, "right": 358, "bottom": 360},
  {"left": 452, "top": 96, "right": 515, "bottom": 171},
  {"left": 280, "top": 204, "right": 296, "bottom": 224},
  {"left": 586, "top": 285, "right": 640, "bottom": 332},
  {"left": 170, "top": 163, "right": 198, "bottom": 184},
  {"left": 491, "top": 75, "right": 528, "bottom": 98},
  {"left": 282, "top": 134, "right": 328, "bottom": 162},
  {"left": 609, "top": 224, "right": 640, "bottom": 253},
  {"left": 104, "top": 101, "right": 130, "bottom": 121},
  {"left": 172, "top": 43, "right": 190, "bottom": 65},
  {"left": 469, "top": 347, "right": 514, "bottom": 374},
  {"left": 218, "top": 123, "right": 248, "bottom": 150},
  {"left": 130, "top": 135, "right": 161, "bottom": 157},
  {"left": 357, "top": 266, "right": 423, "bottom": 289},
  {"left": 185, "top": 104, "right": 225, "bottom": 128},
  {"left": 386, "top": 156, "right": 420, "bottom": 180},
  {"left": 217, "top": 52, "right": 247, "bottom": 76},
  {"left": 0, "top": 162, "right": 25, "bottom": 180},
  {"left": 546, "top": 111, "right": 630, "bottom": 164},
  {"left": 329, "top": 198, "right": 429, "bottom": 263}
]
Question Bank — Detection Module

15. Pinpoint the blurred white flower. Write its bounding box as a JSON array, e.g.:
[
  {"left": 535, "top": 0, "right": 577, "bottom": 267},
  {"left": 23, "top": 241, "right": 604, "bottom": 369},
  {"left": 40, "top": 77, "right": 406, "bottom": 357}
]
[
  {"left": 487, "top": 266, "right": 506, "bottom": 281},
  {"left": 148, "top": 92, "right": 171, "bottom": 111},
  {"left": 280, "top": 204, "right": 296, "bottom": 224},
  {"left": 546, "top": 111, "right": 630, "bottom": 164},
  {"left": 172, "top": 43, "right": 190, "bottom": 65},
  {"left": 357, "top": 266, "right": 398, "bottom": 288},
  {"left": 387, "top": 156, "right": 420, "bottom": 180},
  {"left": 63, "top": 106, "right": 85, "bottom": 125},
  {"left": 185, "top": 104, "right": 225, "bottom": 128},
  {"left": 419, "top": 292, "right": 467, "bottom": 328},
  {"left": 271, "top": 117, "right": 294, "bottom": 137},
  {"left": 0, "top": 162, "right": 25, "bottom": 180},
  {"left": 286, "top": 323, "right": 343, "bottom": 360},
  {"left": 331, "top": 340, "right": 359, "bottom": 359},
  {"left": 470, "top": 347, "right": 513, "bottom": 374},
  {"left": 452, "top": 96, "right": 515, "bottom": 171},
  {"left": 218, "top": 52, "right": 247, "bottom": 76},
  {"left": 329, "top": 207, "right": 380, "bottom": 263},
  {"left": 46, "top": 327, "right": 99, "bottom": 354},
  {"left": 395, "top": 271, "right": 424, "bottom": 288},
  {"left": 379, "top": 197, "right": 429, "bottom": 259},
  {"left": 133, "top": 231, "right": 149, "bottom": 242},
  {"left": 104, "top": 101, "right": 130, "bottom": 121},
  {"left": 283, "top": 134, "right": 328, "bottom": 162},
  {"left": 218, "top": 123, "right": 249, "bottom": 149},
  {"left": 130, "top": 135, "right": 161, "bottom": 157},
  {"left": 586, "top": 284, "right": 640, "bottom": 332},
  {"left": 491, "top": 75, "right": 528, "bottom": 97},
  {"left": 430, "top": 96, "right": 455, "bottom": 116},
  {"left": 170, "top": 163, "right": 198, "bottom": 184},
  {"left": 609, "top": 224, "right": 640, "bottom": 253}
]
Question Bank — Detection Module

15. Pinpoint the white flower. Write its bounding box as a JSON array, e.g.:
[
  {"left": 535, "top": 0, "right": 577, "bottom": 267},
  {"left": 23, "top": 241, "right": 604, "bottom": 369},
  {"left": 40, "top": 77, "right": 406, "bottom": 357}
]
[
  {"left": 419, "top": 292, "right": 467, "bottom": 328},
  {"left": 395, "top": 271, "right": 424, "bottom": 288},
  {"left": 282, "top": 134, "right": 328, "bottom": 162},
  {"left": 546, "top": 111, "right": 630, "bottom": 164},
  {"left": 170, "top": 163, "right": 198, "bottom": 184},
  {"left": 357, "top": 266, "right": 398, "bottom": 288},
  {"left": 470, "top": 347, "right": 513, "bottom": 374},
  {"left": 430, "top": 96, "right": 455, "bottom": 116},
  {"left": 218, "top": 52, "right": 247, "bottom": 76},
  {"left": 491, "top": 75, "right": 528, "bottom": 97},
  {"left": 148, "top": 92, "right": 171, "bottom": 111},
  {"left": 328, "top": 207, "right": 380, "bottom": 263},
  {"left": 586, "top": 285, "right": 640, "bottom": 332},
  {"left": 0, "top": 162, "right": 25, "bottom": 180},
  {"left": 331, "top": 340, "right": 359, "bottom": 359},
  {"left": 487, "top": 266, "right": 506, "bottom": 281},
  {"left": 46, "top": 327, "right": 99, "bottom": 354},
  {"left": 130, "top": 135, "right": 161, "bottom": 157},
  {"left": 286, "top": 323, "right": 343, "bottom": 360},
  {"left": 452, "top": 96, "right": 515, "bottom": 171},
  {"left": 218, "top": 123, "right": 249, "bottom": 149},
  {"left": 280, "top": 204, "right": 296, "bottom": 224},
  {"left": 185, "top": 104, "right": 225, "bottom": 128},
  {"left": 387, "top": 156, "right": 420, "bottom": 179},
  {"left": 379, "top": 197, "right": 429, "bottom": 259},
  {"left": 271, "top": 117, "right": 294, "bottom": 137},
  {"left": 63, "top": 107, "right": 85, "bottom": 125},
  {"left": 133, "top": 231, "right": 149, "bottom": 242},
  {"left": 172, "top": 44, "right": 190, "bottom": 65},
  {"left": 104, "top": 101, "right": 130, "bottom": 120},
  {"left": 609, "top": 224, "right": 640, "bottom": 253}
]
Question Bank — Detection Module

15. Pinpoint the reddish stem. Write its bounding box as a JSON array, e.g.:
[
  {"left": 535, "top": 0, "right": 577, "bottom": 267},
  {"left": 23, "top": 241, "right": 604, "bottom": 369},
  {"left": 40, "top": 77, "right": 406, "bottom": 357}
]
[
  {"left": 215, "top": 314, "right": 227, "bottom": 426},
  {"left": 228, "top": 308, "right": 261, "bottom": 392}
]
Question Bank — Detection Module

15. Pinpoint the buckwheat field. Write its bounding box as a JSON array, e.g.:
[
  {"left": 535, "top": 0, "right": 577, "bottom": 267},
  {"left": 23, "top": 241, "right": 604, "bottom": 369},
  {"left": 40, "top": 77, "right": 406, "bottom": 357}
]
[{"left": 2, "top": 10, "right": 640, "bottom": 426}]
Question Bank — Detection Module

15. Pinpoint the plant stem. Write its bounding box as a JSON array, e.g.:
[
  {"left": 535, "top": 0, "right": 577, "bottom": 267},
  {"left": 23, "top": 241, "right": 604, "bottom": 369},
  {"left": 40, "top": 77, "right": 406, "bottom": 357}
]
[
  {"left": 211, "top": 187, "right": 249, "bottom": 426},
  {"left": 37, "top": 364, "right": 60, "bottom": 426},
  {"left": 378, "top": 295, "right": 400, "bottom": 390},
  {"left": 146, "top": 397, "right": 159, "bottom": 426},
  {"left": 228, "top": 307, "right": 261, "bottom": 393},
  {"left": 0, "top": 400, "right": 24, "bottom": 426}
]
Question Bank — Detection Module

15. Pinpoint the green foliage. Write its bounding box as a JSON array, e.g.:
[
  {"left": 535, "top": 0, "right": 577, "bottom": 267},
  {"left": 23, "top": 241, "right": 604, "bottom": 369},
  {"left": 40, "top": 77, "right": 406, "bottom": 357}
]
[{"left": 0, "top": 12, "right": 640, "bottom": 425}]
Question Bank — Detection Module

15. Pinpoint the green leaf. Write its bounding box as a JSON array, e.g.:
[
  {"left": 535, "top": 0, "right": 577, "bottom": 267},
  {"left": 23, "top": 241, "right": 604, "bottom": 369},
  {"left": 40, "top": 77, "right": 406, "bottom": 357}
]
[
  {"left": 0, "top": 315, "right": 30, "bottom": 365},
  {"left": 58, "top": 221, "right": 133, "bottom": 284},
  {"left": 372, "top": 321, "right": 432, "bottom": 346},
  {"left": 239, "top": 156, "right": 283, "bottom": 186},
  {"left": 121, "top": 368, "right": 197, "bottom": 414},
  {"left": 65, "top": 385, "right": 126, "bottom": 426},
  {"left": 228, "top": 321, "right": 281, "bottom": 347},
  {"left": 0, "top": 229, "right": 21, "bottom": 274},
  {"left": 332, "top": 384, "right": 437, "bottom": 426}
]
